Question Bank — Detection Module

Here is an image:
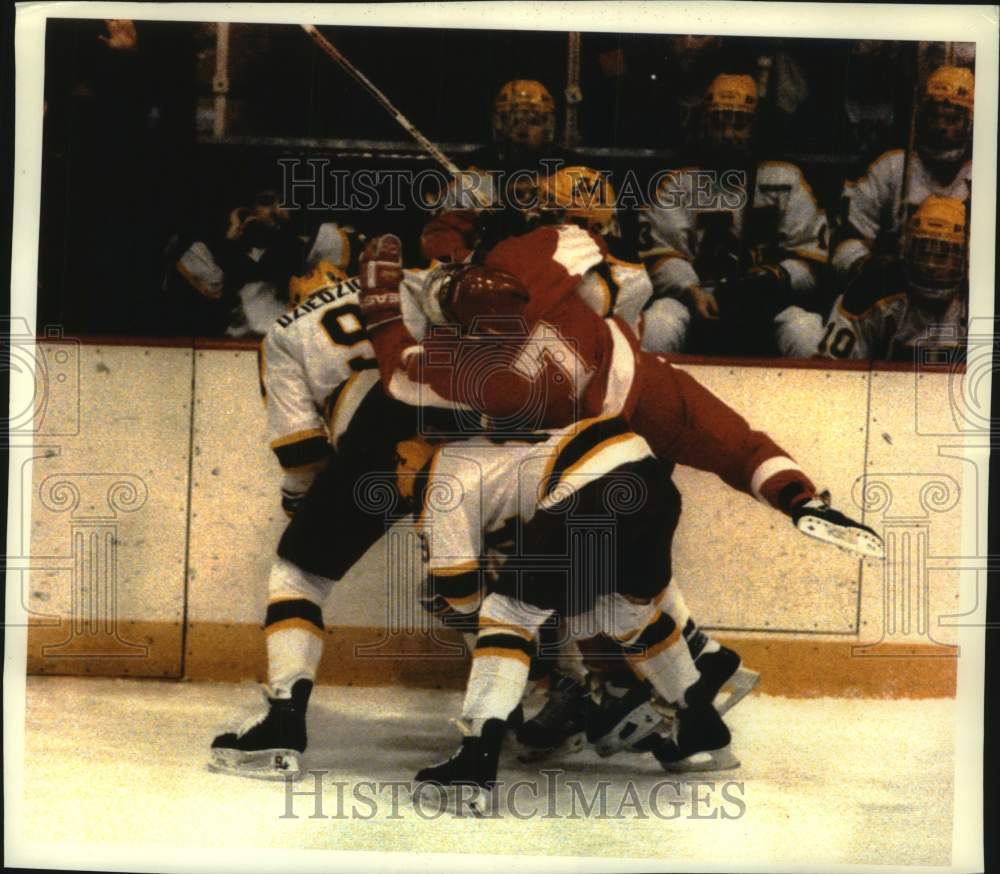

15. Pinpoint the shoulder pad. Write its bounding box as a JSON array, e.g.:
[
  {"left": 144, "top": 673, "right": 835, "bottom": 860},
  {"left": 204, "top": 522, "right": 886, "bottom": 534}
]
[{"left": 756, "top": 161, "right": 804, "bottom": 184}]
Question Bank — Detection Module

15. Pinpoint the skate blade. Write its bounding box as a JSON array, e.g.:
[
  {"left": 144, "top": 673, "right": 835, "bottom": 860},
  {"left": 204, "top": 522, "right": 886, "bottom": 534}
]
[
  {"left": 716, "top": 666, "right": 760, "bottom": 717},
  {"left": 516, "top": 730, "right": 585, "bottom": 764},
  {"left": 595, "top": 705, "right": 665, "bottom": 758},
  {"left": 207, "top": 748, "right": 303, "bottom": 781},
  {"left": 411, "top": 782, "right": 494, "bottom": 817},
  {"left": 797, "top": 516, "right": 884, "bottom": 559},
  {"left": 659, "top": 745, "right": 741, "bottom": 774}
]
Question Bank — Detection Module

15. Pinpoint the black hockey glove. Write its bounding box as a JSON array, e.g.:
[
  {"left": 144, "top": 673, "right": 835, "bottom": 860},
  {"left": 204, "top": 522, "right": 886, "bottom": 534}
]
[{"left": 790, "top": 497, "right": 884, "bottom": 559}]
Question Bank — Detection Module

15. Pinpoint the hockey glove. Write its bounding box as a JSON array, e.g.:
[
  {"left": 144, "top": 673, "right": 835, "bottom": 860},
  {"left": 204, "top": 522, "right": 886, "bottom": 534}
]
[
  {"left": 358, "top": 234, "right": 404, "bottom": 331},
  {"left": 790, "top": 497, "right": 885, "bottom": 559}
]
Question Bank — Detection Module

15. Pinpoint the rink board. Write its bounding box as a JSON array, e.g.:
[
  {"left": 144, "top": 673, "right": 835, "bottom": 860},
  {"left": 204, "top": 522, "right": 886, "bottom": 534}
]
[
  {"left": 23, "top": 341, "right": 966, "bottom": 694},
  {"left": 26, "top": 344, "right": 193, "bottom": 678}
]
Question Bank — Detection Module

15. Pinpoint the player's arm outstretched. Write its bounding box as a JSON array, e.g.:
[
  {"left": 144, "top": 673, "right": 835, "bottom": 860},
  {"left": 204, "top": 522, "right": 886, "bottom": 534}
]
[{"left": 637, "top": 356, "right": 883, "bottom": 558}]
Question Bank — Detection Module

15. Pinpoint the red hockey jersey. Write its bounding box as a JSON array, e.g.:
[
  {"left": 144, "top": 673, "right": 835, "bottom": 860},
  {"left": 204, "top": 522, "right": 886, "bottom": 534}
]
[
  {"left": 368, "top": 224, "right": 815, "bottom": 515},
  {"left": 369, "top": 224, "right": 640, "bottom": 431}
]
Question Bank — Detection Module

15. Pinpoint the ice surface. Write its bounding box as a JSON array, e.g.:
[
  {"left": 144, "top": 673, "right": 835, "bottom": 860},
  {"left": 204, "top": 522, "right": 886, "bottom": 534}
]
[{"left": 15, "top": 676, "right": 954, "bottom": 867}]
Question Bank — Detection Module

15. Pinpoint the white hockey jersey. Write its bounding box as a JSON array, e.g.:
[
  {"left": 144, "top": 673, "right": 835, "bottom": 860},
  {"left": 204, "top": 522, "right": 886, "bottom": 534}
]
[
  {"left": 176, "top": 222, "right": 355, "bottom": 339},
  {"left": 638, "top": 161, "right": 829, "bottom": 299},
  {"left": 261, "top": 268, "right": 430, "bottom": 511},
  {"left": 818, "top": 284, "right": 967, "bottom": 362},
  {"left": 261, "top": 276, "right": 376, "bottom": 471},
  {"left": 575, "top": 255, "right": 652, "bottom": 336},
  {"left": 398, "top": 231, "right": 649, "bottom": 346},
  {"left": 833, "top": 150, "right": 972, "bottom": 280}
]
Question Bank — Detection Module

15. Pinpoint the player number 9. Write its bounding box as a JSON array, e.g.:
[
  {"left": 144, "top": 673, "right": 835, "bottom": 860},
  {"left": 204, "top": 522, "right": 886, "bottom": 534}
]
[{"left": 321, "top": 303, "right": 377, "bottom": 371}]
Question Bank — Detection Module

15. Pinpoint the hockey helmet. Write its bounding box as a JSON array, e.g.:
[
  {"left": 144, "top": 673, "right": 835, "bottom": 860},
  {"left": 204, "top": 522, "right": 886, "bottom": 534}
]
[
  {"left": 701, "top": 74, "right": 757, "bottom": 158},
  {"left": 416, "top": 262, "right": 528, "bottom": 328},
  {"left": 492, "top": 80, "right": 556, "bottom": 152},
  {"left": 288, "top": 259, "right": 349, "bottom": 310},
  {"left": 905, "top": 195, "right": 967, "bottom": 303},
  {"left": 918, "top": 66, "right": 974, "bottom": 164},
  {"left": 537, "top": 165, "right": 619, "bottom": 237}
]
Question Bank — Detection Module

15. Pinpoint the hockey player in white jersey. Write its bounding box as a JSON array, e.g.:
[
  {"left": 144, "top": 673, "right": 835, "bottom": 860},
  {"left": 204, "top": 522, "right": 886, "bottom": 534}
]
[
  {"left": 171, "top": 189, "right": 360, "bottom": 338},
  {"left": 638, "top": 73, "right": 829, "bottom": 358},
  {"left": 818, "top": 195, "right": 967, "bottom": 362},
  {"left": 495, "top": 167, "right": 747, "bottom": 761},
  {"left": 210, "top": 262, "right": 427, "bottom": 779},
  {"left": 420, "top": 79, "right": 582, "bottom": 265},
  {"left": 832, "top": 66, "right": 973, "bottom": 287},
  {"left": 536, "top": 165, "right": 652, "bottom": 336},
  {"left": 362, "top": 235, "right": 881, "bottom": 786},
  {"left": 262, "top": 260, "right": 354, "bottom": 515}
]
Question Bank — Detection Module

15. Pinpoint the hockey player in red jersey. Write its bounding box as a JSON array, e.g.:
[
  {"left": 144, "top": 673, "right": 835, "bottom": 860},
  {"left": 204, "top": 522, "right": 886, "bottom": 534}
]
[
  {"left": 362, "top": 222, "right": 640, "bottom": 433},
  {"left": 358, "top": 229, "right": 883, "bottom": 792},
  {"left": 360, "top": 228, "right": 881, "bottom": 557}
]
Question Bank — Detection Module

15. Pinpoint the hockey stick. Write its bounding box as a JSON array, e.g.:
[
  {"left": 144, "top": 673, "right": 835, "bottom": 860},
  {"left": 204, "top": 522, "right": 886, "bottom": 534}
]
[
  {"left": 301, "top": 24, "right": 490, "bottom": 208},
  {"left": 896, "top": 41, "right": 925, "bottom": 259},
  {"left": 563, "top": 31, "right": 582, "bottom": 149}
]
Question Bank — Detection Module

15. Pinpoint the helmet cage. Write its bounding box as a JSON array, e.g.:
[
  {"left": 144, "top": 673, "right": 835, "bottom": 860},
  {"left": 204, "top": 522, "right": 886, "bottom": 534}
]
[{"left": 905, "top": 234, "right": 966, "bottom": 301}]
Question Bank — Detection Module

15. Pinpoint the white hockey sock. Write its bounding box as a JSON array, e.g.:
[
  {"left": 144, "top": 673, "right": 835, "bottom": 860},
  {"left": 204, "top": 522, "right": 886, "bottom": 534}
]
[
  {"left": 462, "top": 637, "right": 531, "bottom": 729},
  {"left": 624, "top": 610, "right": 700, "bottom": 706},
  {"left": 462, "top": 595, "right": 551, "bottom": 732},
  {"left": 658, "top": 583, "right": 720, "bottom": 657},
  {"left": 265, "top": 558, "right": 332, "bottom": 698},
  {"left": 266, "top": 621, "right": 324, "bottom": 697}
]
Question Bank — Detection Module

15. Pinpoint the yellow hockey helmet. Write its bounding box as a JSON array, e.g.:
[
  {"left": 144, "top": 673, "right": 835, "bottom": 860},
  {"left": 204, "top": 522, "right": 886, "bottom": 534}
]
[
  {"left": 288, "top": 259, "right": 348, "bottom": 310},
  {"left": 906, "top": 196, "right": 967, "bottom": 301},
  {"left": 704, "top": 74, "right": 758, "bottom": 114},
  {"left": 492, "top": 79, "right": 556, "bottom": 149},
  {"left": 924, "top": 65, "right": 974, "bottom": 114},
  {"left": 701, "top": 74, "right": 757, "bottom": 159},
  {"left": 919, "top": 66, "right": 974, "bottom": 163},
  {"left": 538, "top": 165, "right": 619, "bottom": 237}
]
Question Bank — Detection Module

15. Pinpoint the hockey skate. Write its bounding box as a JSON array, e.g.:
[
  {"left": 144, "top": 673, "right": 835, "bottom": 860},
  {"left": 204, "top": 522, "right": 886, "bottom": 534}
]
[
  {"left": 208, "top": 679, "right": 311, "bottom": 780},
  {"left": 515, "top": 674, "right": 588, "bottom": 762},
  {"left": 687, "top": 646, "right": 761, "bottom": 717},
  {"left": 585, "top": 680, "right": 665, "bottom": 758},
  {"left": 414, "top": 718, "right": 506, "bottom": 816},
  {"left": 639, "top": 704, "right": 740, "bottom": 773},
  {"left": 792, "top": 496, "right": 884, "bottom": 559}
]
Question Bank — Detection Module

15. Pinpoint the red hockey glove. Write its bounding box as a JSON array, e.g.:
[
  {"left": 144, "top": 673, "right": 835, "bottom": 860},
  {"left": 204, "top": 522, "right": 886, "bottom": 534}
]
[{"left": 358, "top": 234, "right": 404, "bottom": 331}]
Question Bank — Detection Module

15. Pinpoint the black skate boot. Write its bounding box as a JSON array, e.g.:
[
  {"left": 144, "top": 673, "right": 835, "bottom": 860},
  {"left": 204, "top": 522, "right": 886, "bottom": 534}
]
[
  {"left": 637, "top": 704, "right": 740, "bottom": 773},
  {"left": 209, "top": 679, "right": 312, "bottom": 780},
  {"left": 515, "top": 674, "right": 588, "bottom": 762},
  {"left": 414, "top": 718, "right": 506, "bottom": 815},
  {"left": 687, "top": 646, "right": 760, "bottom": 716},
  {"left": 584, "top": 680, "right": 665, "bottom": 758},
  {"left": 506, "top": 703, "right": 525, "bottom": 731}
]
